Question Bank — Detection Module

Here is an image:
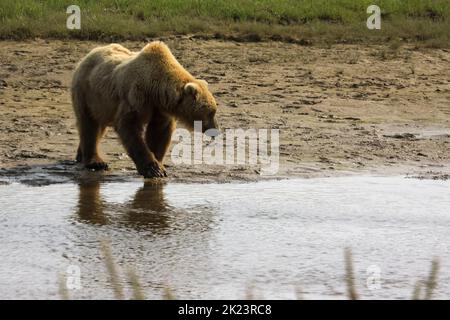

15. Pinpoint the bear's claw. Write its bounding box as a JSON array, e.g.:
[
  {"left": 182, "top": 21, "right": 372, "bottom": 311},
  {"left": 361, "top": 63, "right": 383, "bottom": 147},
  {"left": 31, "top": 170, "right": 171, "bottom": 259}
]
[
  {"left": 85, "top": 161, "right": 109, "bottom": 171},
  {"left": 141, "top": 162, "right": 167, "bottom": 178}
]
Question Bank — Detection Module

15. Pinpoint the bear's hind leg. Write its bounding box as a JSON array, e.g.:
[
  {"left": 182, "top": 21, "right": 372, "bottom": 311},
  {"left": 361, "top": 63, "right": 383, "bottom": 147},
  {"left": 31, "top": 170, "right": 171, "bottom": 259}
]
[
  {"left": 76, "top": 145, "right": 83, "bottom": 163},
  {"left": 77, "top": 115, "right": 108, "bottom": 171}
]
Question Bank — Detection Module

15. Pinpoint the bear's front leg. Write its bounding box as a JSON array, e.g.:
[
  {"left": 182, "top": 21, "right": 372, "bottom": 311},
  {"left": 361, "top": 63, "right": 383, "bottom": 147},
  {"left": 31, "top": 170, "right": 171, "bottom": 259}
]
[
  {"left": 145, "top": 110, "right": 176, "bottom": 163},
  {"left": 115, "top": 113, "right": 167, "bottom": 178},
  {"left": 139, "top": 161, "right": 167, "bottom": 178}
]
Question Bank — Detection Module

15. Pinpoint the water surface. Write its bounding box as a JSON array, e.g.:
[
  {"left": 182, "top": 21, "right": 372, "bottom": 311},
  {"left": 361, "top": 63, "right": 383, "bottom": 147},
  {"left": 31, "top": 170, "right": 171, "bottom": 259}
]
[{"left": 0, "top": 176, "right": 449, "bottom": 299}]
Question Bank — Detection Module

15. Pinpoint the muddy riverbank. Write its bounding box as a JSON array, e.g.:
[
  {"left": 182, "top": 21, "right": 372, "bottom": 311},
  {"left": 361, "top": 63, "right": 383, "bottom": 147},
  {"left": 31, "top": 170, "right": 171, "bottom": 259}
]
[{"left": 0, "top": 39, "right": 449, "bottom": 183}]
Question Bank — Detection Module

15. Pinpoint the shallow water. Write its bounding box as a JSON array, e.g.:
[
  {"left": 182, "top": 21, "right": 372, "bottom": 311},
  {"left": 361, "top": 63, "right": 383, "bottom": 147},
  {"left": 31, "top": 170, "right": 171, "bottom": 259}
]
[{"left": 0, "top": 176, "right": 449, "bottom": 299}]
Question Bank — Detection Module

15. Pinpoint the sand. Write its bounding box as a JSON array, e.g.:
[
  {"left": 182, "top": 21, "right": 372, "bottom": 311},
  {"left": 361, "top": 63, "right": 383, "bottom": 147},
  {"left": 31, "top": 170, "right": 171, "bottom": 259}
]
[{"left": 0, "top": 37, "right": 449, "bottom": 184}]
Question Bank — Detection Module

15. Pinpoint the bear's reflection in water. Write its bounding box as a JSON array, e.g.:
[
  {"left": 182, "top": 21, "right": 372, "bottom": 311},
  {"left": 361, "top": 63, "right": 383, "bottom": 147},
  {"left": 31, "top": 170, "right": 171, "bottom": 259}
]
[
  {"left": 75, "top": 181, "right": 171, "bottom": 232},
  {"left": 74, "top": 180, "right": 216, "bottom": 235}
]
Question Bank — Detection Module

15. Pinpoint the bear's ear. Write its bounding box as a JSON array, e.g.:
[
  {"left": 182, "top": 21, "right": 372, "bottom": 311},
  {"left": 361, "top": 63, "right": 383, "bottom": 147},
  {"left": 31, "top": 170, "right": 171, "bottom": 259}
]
[{"left": 184, "top": 82, "right": 199, "bottom": 98}]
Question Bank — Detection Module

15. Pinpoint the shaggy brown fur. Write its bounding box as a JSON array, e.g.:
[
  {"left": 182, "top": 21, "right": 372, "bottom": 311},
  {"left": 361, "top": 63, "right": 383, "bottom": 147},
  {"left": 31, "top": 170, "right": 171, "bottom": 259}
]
[{"left": 71, "top": 42, "right": 219, "bottom": 178}]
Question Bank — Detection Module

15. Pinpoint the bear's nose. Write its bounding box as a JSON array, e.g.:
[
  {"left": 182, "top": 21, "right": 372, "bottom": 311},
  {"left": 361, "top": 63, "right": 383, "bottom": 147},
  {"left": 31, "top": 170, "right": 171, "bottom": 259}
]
[{"left": 204, "top": 128, "right": 220, "bottom": 138}]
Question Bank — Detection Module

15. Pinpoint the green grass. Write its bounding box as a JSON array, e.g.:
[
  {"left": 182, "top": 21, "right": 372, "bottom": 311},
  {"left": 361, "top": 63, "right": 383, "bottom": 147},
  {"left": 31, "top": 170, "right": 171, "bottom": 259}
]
[{"left": 0, "top": 0, "right": 449, "bottom": 46}]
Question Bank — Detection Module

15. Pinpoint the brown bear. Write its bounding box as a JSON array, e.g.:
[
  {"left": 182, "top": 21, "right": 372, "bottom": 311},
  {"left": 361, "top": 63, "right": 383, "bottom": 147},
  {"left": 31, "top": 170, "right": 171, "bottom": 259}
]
[{"left": 71, "top": 41, "right": 219, "bottom": 178}]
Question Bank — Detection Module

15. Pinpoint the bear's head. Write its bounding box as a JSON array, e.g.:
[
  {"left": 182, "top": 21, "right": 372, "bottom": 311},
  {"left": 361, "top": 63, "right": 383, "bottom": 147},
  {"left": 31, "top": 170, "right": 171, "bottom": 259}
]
[{"left": 178, "top": 80, "right": 219, "bottom": 136}]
